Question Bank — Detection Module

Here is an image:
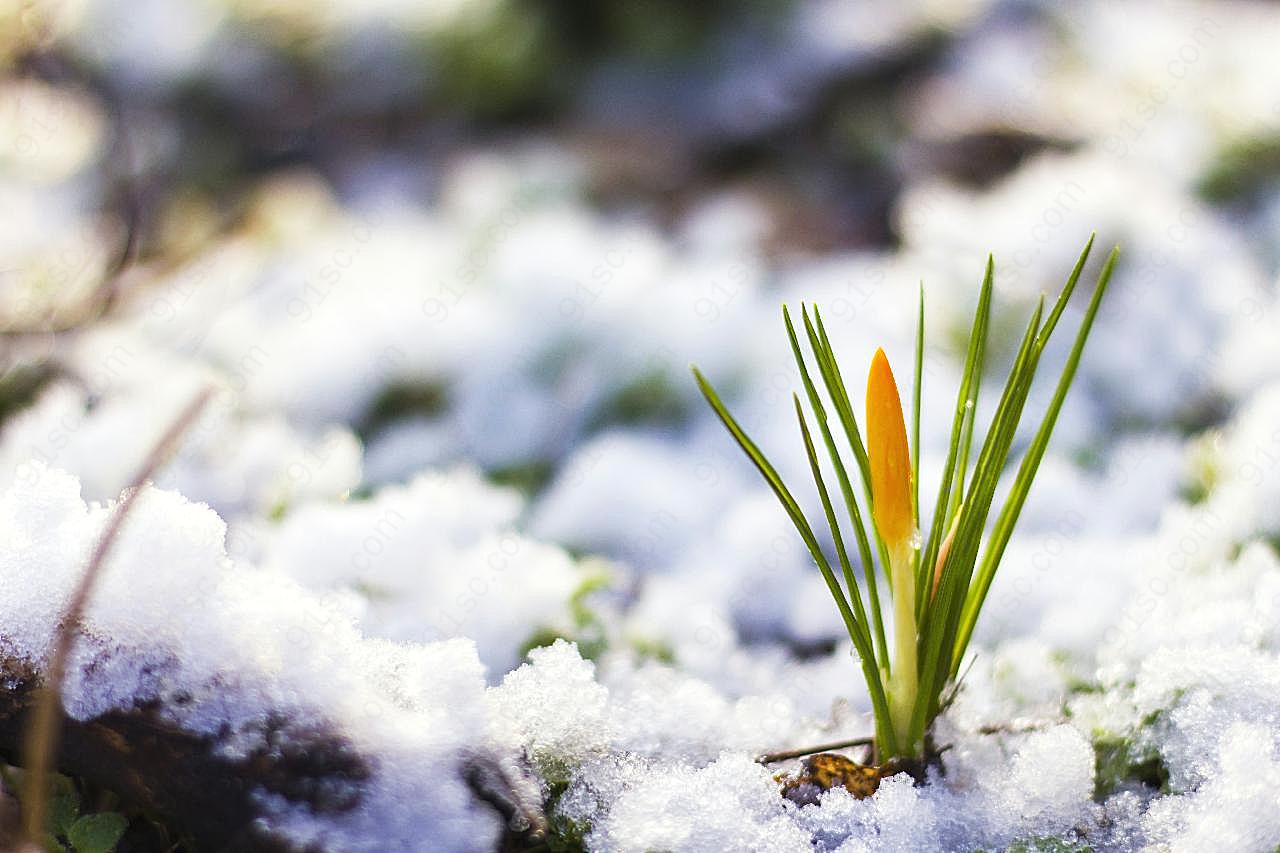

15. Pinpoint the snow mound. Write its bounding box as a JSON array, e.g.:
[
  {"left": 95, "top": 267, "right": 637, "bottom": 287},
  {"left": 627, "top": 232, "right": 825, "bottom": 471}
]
[
  {"left": 0, "top": 466, "right": 503, "bottom": 851},
  {"left": 260, "top": 468, "right": 588, "bottom": 676}
]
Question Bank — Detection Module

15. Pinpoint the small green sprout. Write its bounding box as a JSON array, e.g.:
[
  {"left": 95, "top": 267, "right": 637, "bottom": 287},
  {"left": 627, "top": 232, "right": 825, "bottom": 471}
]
[
  {"left": 693, "top": 237, "right": 1117, "bottom": 761},
  {"left": 1, "top": 769, "right": 129, "bottom": 853}
]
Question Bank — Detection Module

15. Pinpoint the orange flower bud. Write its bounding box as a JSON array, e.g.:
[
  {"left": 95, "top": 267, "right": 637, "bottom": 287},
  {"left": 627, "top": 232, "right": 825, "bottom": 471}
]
[{"left": 867, "top": 348, "right": 914, "bottom": 550}]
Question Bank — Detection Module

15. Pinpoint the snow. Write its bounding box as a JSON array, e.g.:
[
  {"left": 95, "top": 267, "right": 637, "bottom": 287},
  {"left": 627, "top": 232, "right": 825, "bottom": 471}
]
[
  {"left": 577, "top": 753, "right": 812, "bottom": 853},
  {"left": 257, "top": 468, "right": 587, "bottom": 676},
  {"left": 1140, "top": 722, "right": 1280, "bottom": 852},
  {"left": 0, "top": 378, "right": 361, "bottom": 520},
  {"left": 6, "top": 1, "right": 1280, "bottom": 848},
  {"left": 0, "top": 466, "right": 502, "bottom": 851},
  {"left": 531, "top": 430, "right": 741, "bottom": 571},
  {"left": 489, "top": 641, "right": 612, "bottom": 776}
]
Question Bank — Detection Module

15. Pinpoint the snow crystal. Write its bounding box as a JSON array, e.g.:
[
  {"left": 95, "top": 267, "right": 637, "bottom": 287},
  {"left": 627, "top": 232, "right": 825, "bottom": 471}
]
[
  {"left": 1141, "top": 722, "right": 1280, "bottom": 853},
  {"left": 489, "top": 640, "right": 611, "bottom": 775},
  {"left": 580, "top": 753, "right": 811, "bottom": 853}
]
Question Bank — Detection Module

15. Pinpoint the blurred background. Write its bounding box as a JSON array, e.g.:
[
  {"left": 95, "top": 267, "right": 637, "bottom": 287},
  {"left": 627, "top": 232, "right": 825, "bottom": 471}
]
[{"left": 2, "top": 0, "right": 1280, "bottom": 678}]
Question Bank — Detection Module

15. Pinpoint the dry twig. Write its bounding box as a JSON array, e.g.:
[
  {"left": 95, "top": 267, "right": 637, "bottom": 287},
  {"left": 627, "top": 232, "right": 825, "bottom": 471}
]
[{"left": 19, "top": 386, "right": 216, "bottom": 845}]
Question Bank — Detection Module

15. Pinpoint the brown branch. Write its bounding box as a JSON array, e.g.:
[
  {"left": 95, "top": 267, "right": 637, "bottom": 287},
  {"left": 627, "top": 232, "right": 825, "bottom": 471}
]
[
  {"left": 20, "top": 385, "right": 216, "bottom": 844},
  {"left": 757, "top": 736, "right": 875, "bottom": 765}
]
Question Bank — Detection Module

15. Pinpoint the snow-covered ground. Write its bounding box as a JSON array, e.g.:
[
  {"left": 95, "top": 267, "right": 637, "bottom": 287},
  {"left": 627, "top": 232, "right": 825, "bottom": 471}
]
[{"left": 4, "top": 0, "right": 1280, "bottom": 850}]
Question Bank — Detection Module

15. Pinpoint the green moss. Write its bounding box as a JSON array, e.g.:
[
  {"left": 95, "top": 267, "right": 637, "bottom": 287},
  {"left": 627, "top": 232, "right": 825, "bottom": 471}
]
[
  {"left": 1006, "top": 838, "right": 1092, "bottom": 853},
  {"left": 1180, "top": 430, "right": 1222, "bottom": 505},
  {"left": 359, "top": 381, "right": 449, "bottom": 437},
  {"left": 0, "top": 360, "right": 56, "bottom": 425},
  {"left": 541, "top": 780, "right": 591, "bottom": 853},
  {"left": 518, "top": 625, "right": 607, "bottom": 663},
  {"left": 591, "top": 369, "right": 688, "bottom": 429},
  {"left": 1064, "top": 681, "right": 1100, "bottom": 698},
  {"left": 490, "top": 461, "right": 557, "bottom": 498},
  {"left": 629, "top": 635, "right": 676, "bottom": 665},
  {"left": 519, "top": 567, "right": 613, "bottom": 662},
  {"left": 568, "top": 569, "right": 611, "bottom": 624},
  {"left": 544, "top": 813, "right": 591, "bottom": 852},
  {"left": 266, "top": 498, "right": 289, "bottom": 521},
  {"left": 1198, "top": 135, "right": 1280, "bottom": 204},
  {"left": 431, "top": 2, "right": 559, "bottom": 116},
  {"left": 1069, "top": 444, "right": 1106, "bottom": 473},
  {"left": 1092, "top": 735, "right": 1169, "bottom": 799}
]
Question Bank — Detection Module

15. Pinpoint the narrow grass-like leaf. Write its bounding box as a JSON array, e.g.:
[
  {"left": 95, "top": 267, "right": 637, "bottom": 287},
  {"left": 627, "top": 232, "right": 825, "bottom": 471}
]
[
  {"left": 947, "top": 234, "right": 1096, "bottom": 663},
  {"left": 948, "top": 256, "right": 995, "bottom": 521},
  {"left": 1036, "top": 233, "right": 1096, "bottom": 351},
  {"left": 910, "top": 288, "right": 926, "bottom": 623},
  {"left": 792, "top": 394, "right": 898, "bottom": 753},
  {"left": 912, "top": 296, "right": 1044, "bottom": 745},
  {"left": 812, "top": 310, "right": 899, "bottom": 586},
  {"left": 692, "top": 369, "right": 851, "bottom": 619},
  {"left": 918, "top": 257, "right": 994, "bottom": 616},
  {"left": 786, "top": 306, "right": 889, "bottom": 667},
  {"left": 692, "top": 367, "right": 898, "bottom": 753},
  {"left": 784, "top": 311, "right": 874, "bottom": 634},
  {"left": 951, "top": 246, "right": 1116, "bottom": 673},
  {"left": 808, "top": 309, "right": 871, "bottom": 485},
  {"left": 790, "top": 393, "right": 875, "bottom": 656},
  {"left": 946, "top": 345, "right": 984, "bottom": 521},
  {"left": 943, "top": 236, "right": 1096, "bottom": 673},
  {"left": 804, "top": 307, "right": 890, "bottom": 662},
  {"left": 946, "top": 257, "right": 1014, "bottom": 525},
  {"left": 945, "top": 238, "right": 1099, "bottom": 524}
]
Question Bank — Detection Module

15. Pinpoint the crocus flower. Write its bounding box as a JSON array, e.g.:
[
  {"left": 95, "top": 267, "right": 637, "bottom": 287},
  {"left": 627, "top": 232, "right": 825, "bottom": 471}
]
[
  {"left": 694, "top": 239, "right": 1115, "bottom": 763},
  {"left": 867, "top": 347, "right": 918, "bottom": 749}
]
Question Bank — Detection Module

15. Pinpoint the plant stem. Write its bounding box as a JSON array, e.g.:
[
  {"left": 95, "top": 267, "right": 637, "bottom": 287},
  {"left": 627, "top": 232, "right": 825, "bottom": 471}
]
[{"left": 887, "top": 541, "right": 918, "bottom": 757}]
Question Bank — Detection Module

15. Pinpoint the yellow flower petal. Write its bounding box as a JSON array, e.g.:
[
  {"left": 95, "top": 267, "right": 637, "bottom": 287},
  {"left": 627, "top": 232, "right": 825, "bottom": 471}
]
[
  {"left": 867, "top": 347, "right": 914, "bottom": 550},
  {"left": 931, "top": 514, "right": 960, "bottom": 600}
]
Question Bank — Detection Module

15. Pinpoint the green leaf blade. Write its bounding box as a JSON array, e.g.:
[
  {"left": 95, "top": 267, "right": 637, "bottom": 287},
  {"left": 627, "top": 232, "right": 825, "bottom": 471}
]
[
  {"left": 952, "top": 245, "right": 1117, "bottom": 673},
  {"left": 918, "top": 256, "right": 994, "bottom": 618}
]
